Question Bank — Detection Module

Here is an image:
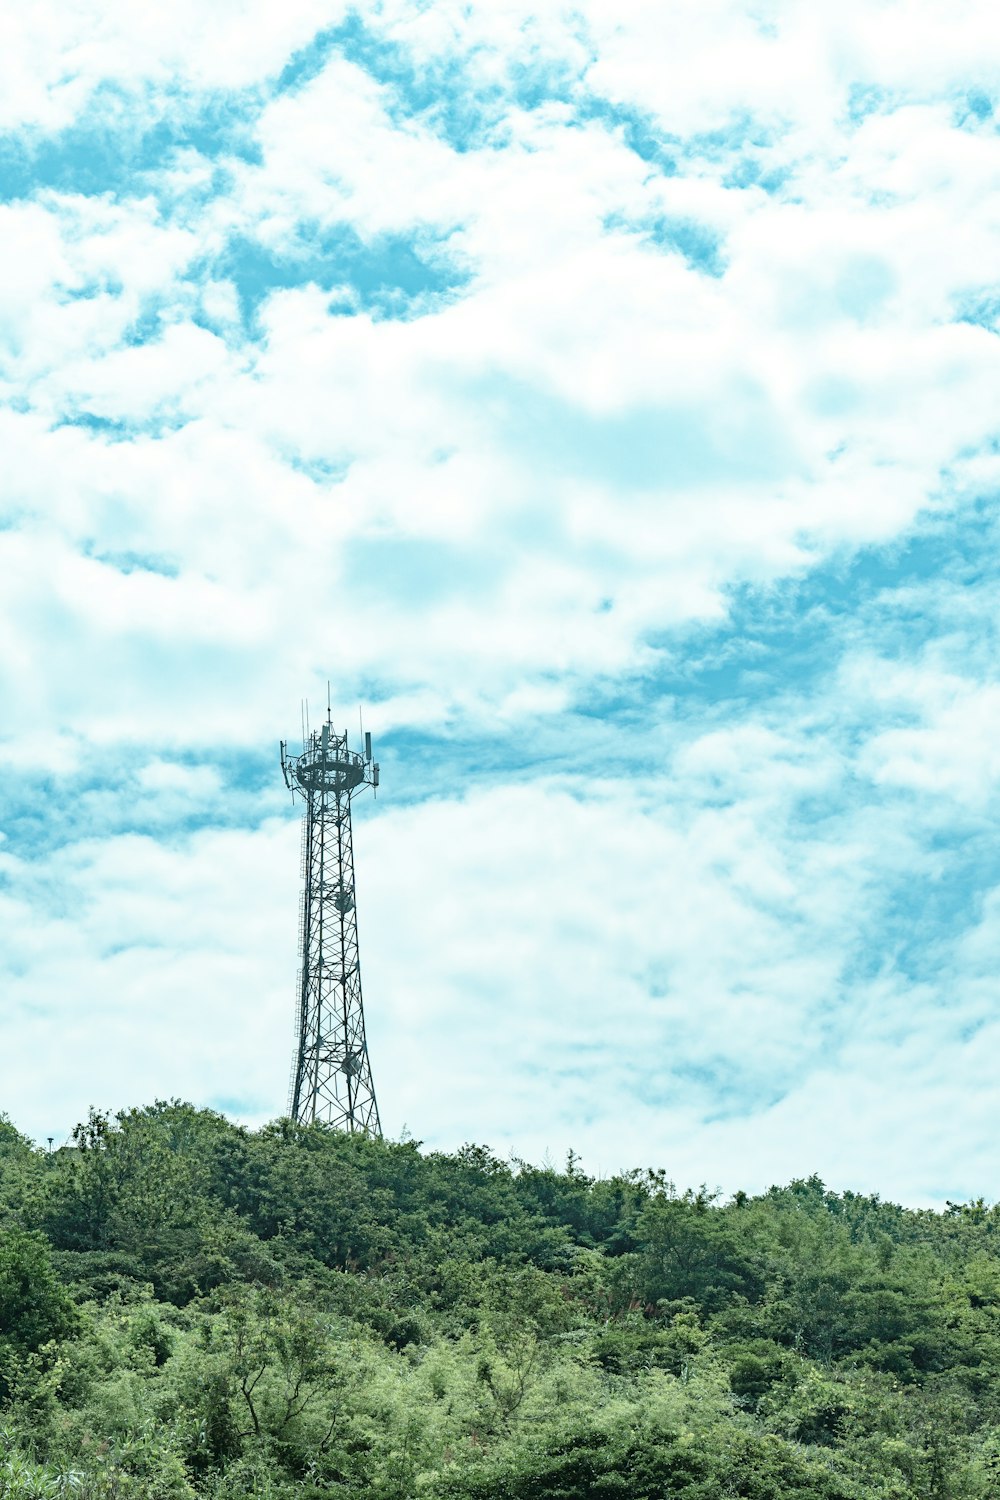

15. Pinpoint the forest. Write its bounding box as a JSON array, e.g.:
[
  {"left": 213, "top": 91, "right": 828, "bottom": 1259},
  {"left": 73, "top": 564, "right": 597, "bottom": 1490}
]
[{"left": 1, "top": 1102, "right": 1000, "bottom": 1498}]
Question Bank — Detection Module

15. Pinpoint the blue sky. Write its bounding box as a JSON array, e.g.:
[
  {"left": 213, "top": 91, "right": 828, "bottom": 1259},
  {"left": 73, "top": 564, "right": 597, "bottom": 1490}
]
[{"left": 2, "top": 0, "right": 1000, "bottom": 1203}]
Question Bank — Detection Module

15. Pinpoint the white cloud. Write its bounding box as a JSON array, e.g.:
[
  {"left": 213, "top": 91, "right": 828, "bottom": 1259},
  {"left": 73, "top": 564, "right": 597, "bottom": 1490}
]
[
  {"left": 857, "top": 663, "right": 1000, "bottom": 810},
  {"left": 0, "top": 2, "right": 346, "bottom": 130},
  {"left": 137, "top": 759, "right": 221, "bottom": 796},
  {"left": 0, "top": 821, "right": 295, "bottom": 1135}
]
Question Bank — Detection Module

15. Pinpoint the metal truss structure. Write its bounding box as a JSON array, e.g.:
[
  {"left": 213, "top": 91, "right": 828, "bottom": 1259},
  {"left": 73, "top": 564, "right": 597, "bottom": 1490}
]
[{"left": 280, "top": 710, "right": 381, "bottom": 1135}]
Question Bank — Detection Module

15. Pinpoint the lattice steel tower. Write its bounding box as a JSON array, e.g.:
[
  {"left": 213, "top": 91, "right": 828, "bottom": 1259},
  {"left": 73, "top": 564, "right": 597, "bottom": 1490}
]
[{"left": 280, "top": 707, "right": 381, "bottom": 1134}]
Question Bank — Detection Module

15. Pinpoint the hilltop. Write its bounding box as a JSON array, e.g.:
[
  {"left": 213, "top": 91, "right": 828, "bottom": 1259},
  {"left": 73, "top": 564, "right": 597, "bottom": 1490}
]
[{"left": 1, "top": 1101, "right": 998, "bottom": 1497}]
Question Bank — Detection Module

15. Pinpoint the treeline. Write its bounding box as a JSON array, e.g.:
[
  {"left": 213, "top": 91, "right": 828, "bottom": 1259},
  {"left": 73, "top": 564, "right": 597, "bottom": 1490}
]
[{"left": 2, "top": 1103, "right": 1000, "bottom": 1497}]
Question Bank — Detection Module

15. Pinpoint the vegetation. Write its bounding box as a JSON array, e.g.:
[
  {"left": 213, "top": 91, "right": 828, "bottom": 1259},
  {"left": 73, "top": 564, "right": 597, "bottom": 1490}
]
[{"left": 1, "top": 1102, "right": 999, "bottom": 1497}]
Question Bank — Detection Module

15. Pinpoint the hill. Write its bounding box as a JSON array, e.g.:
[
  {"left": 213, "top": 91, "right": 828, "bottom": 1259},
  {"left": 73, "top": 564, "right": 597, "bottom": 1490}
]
[{"left": 1, "top": 1101, "right": 998, "bottom": 1497}]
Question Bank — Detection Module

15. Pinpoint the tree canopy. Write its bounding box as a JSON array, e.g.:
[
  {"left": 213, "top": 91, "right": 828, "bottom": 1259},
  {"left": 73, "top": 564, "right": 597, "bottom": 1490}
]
[{"left": 0, "top": 1101, "right": 998, "bottom": 1497}]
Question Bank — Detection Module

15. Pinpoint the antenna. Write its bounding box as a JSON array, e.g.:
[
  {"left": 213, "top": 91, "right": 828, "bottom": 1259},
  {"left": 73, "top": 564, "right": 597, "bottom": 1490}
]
[{"left": 280, "top": 691, "right": 382, "bottom": 1136}]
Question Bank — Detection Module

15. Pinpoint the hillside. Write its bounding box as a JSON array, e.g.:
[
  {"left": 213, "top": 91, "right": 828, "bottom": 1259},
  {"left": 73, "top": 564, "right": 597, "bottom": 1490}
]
[{"left": 1, "top": 1102, "right": 998, "bottom": 1498}]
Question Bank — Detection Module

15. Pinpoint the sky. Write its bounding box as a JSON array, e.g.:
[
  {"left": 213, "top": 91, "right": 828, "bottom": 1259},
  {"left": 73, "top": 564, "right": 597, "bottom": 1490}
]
[{"left": 2, "top": 1, "right": 1000, "bottom": 1205}]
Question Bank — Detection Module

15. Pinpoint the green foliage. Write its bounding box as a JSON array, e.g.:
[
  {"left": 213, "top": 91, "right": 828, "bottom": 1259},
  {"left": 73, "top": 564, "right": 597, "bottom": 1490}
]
[
  {"left": 2, "top": 1103, "right": 1000, "bottom": 1496},
  {"left": 0, "top": 1230, "right": 77, "bottom": 1353},
  {"left": 0, "top": 1229, "right": 78, "bottom": 1413},
  {"left": 635, "top": 1184, "right": 768, "bottom": 1312}
]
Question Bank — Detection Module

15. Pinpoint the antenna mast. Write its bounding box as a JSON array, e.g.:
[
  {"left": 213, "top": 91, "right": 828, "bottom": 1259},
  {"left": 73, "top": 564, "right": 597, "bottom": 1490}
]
[{"left": 280, "top": 702, "right": 382, "bottom": 1134}]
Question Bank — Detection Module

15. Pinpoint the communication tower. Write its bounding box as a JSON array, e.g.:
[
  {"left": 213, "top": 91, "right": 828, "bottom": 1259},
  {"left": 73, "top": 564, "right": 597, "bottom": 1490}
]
[{"left": 280, "top": 705, "right": 381, "bottom": 1134}]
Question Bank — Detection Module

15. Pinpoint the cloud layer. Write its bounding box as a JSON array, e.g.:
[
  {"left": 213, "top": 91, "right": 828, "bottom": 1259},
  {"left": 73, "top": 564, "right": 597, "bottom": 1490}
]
[{"left": 2, "top": 1, "right": 999, "bottom": 1203}]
